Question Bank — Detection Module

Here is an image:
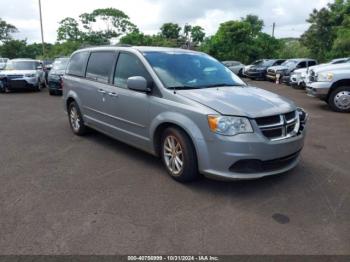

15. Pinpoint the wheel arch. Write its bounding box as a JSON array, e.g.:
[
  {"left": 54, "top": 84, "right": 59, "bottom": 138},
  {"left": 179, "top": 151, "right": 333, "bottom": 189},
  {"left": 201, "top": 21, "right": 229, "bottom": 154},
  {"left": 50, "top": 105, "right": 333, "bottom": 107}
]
[
  {"left": 329, "top": 79, "right": 350, "bottom": 97},
  {"left": 150, "top": 113, "right": 206, "bottom": 160}
]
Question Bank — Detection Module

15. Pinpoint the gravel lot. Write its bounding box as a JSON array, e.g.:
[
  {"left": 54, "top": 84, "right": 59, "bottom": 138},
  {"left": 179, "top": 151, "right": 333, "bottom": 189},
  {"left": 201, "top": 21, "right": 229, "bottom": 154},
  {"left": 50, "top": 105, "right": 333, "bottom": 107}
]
[{"left": 0, "top": 80, "right": 349, "bottom": 255}]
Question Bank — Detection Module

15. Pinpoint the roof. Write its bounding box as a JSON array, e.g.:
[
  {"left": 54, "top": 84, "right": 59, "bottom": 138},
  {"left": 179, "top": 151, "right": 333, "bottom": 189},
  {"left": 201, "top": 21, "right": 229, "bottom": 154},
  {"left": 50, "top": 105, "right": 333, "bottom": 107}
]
[{"left": 75, "top": 45, "right": 201, "bottom": 54}]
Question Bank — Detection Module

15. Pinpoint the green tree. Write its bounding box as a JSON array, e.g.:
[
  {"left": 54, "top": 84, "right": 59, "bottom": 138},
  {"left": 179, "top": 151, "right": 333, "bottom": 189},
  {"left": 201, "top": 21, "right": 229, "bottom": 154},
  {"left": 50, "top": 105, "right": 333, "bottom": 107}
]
[
  {"left": 191, "top": 26, "right": 205, "bottom": 44},
  {"left": 278, "top": 39, "right": 311, "bottom": 59},
  {"left": 242, "top": 14, "right": 264, "bottom": 36},
  {"left": 57, "top": 17, "right": 81, "bottom": 42},
  {"left": 301, "top": 0, "right": 350, "bottom": 61},
  {"left": 80, "top": 8, "right": 137, "bottom": 41},
  {"left": 0, "top": 18, "right": 17, "bottom": 42},
  {"left": 160, "top": 23, "right": 182, "bottom": 39},
  {"left": 0, "top": 39, "right": 28, "bottom": 58}
]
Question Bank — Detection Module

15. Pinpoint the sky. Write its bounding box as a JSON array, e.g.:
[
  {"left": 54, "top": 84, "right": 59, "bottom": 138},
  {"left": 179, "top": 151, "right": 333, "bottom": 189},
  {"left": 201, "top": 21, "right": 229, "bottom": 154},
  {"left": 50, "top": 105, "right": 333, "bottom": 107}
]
[{"left": 0, "top": 0, "right": 332, "bottom": 43}]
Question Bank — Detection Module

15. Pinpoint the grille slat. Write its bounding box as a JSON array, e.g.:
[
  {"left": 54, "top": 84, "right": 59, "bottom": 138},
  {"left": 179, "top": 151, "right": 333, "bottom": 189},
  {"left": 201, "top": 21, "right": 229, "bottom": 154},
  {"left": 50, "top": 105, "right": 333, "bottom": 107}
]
[{"left": 256, "top": 111, "right": 299, "bottom": 140}]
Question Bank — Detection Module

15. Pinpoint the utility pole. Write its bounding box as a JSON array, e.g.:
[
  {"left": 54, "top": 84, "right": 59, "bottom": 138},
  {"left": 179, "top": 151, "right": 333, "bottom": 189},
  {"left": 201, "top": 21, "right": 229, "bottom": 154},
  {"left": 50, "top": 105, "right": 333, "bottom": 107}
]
[
  {"left": 272, "top": 22, "right": 276, "bottom": 38},
  {"left": 38, "top": 0, "right": 45, "bottom": 57}
]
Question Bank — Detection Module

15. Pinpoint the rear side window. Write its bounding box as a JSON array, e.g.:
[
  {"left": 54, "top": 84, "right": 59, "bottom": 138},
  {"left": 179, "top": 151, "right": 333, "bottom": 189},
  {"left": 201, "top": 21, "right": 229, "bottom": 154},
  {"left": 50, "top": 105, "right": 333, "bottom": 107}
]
[
  {"left": 114, "top": 53, "right": 150, "bottom": 89},
  {"left": 86, "top": 52, "right": 116, "bottom": 84},
  {"left": 67, "top": 52, "right": 89, "bottom": 77}
]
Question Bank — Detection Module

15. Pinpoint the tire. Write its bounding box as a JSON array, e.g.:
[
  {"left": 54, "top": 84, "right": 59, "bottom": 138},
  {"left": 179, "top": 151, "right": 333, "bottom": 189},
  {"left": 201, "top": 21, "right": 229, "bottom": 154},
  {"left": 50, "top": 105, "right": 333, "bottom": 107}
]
[
  {"left": 328, "top": 86, "right": 350, "bottom": 113},
  {"left": 49, "top": 90, "right": 55, "bottom": 96},
  {"left": 68, "top": 101, "right": 88, "bottom": 135},
  {"left": 238, "top": 69, "right": 243, "bottom": 77},
  {"left": 160, "top": 127, "right": 199, "bottom": 182}
]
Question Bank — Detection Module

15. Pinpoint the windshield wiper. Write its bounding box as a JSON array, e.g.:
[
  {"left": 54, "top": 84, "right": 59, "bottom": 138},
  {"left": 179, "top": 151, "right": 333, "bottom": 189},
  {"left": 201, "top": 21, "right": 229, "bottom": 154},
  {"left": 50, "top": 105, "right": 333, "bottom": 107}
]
[
  {"left": 168, "top": 85, "right": 199, "bottom": 90},
  {"left": 202, "top": 83, "right": 243, "bottom": 88}
]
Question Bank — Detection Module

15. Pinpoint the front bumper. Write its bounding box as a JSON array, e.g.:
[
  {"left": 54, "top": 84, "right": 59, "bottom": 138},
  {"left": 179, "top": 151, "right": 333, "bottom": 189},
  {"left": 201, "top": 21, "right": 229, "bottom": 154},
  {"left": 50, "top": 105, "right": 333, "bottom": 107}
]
[
  {"left": 246, "top": 71, "right": 266, "bottom": 79},
  {"left": 306, "top": 82, "right": 331, "bottom": 99},
  {"left": 196, "top": 126, "right": 307, "bottom": 180},
  {"left": 0, "top": 76, "right": 39, "bottom": 90}
]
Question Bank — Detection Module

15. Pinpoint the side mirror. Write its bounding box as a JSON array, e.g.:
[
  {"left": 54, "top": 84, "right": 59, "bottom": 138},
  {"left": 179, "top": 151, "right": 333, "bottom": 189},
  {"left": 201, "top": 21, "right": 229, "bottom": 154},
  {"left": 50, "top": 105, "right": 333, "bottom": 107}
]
[{"left": 127, "top": 76, "right": 151, "bottom": 93}]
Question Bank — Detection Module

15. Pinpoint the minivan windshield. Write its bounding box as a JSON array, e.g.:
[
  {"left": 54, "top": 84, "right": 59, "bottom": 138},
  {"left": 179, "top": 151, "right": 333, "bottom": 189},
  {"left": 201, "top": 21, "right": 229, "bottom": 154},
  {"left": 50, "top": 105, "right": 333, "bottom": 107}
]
[
  {"left": 143, "top": 51, "right": 245, "bottom": 89},
  {"left": 5, "top": 61, "right": 38, "bottom": 70},
  {"left": 52, "top": 58, "right": 69, "bottom": 70}
]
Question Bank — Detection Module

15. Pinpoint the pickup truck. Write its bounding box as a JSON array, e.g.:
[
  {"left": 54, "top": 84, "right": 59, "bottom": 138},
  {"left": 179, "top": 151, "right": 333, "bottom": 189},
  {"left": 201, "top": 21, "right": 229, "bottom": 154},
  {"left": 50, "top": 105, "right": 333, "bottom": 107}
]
[
  {"left": 306, "top": 63, "right": 350, "bottom": 112},
  {"left": 290, "top": 57, "right": 349, "bottom": 88},
  {"left": 267, "top": 59, "right": 317, "bottom": 83}
]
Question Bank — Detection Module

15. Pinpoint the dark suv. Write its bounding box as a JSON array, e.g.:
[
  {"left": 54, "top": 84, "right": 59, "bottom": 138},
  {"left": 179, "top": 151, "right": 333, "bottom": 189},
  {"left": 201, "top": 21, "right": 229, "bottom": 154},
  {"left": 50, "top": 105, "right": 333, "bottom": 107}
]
[
  {"left": 246, "top": 59, "right": 285, "bottom": 80},
  {"left": 266, "top": 59, "right": 317, "bottom": 82}
]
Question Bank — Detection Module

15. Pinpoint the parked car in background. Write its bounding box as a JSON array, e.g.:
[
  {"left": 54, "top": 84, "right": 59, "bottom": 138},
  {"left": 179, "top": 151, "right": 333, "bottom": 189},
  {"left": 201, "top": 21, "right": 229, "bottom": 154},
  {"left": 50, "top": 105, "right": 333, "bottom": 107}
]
[
  {"left": 63, "top": 46, "right": 307, "bottom": 182},
  {"left": 0, "top": 58, "right": 9, "bottom": 70},
  {"left": 246, "top": 59, "right": 285, "bottom": 80},
  {"left": 0, "top": 59, "right": 45, "bottom": 92},
  {"left": 267, "top": 59, "right": 317, "bottom": 83},
  {"left": 306, "top": 62, "right": 350, "bottom": 112},
  {"left": 222, "top": 61, "right": 245, "bottom": 76},
  {"left": 43, "top": 59, "right": 54, "bottom": 84},
  {"left": 48, "top": 57, "right": 69, "bottom": 95},
  {"left": 242, "top": 59, "right": 264, "bottom": 77},
  {"left": 290, "top": 57, "right": 350, "bottom": 88}
]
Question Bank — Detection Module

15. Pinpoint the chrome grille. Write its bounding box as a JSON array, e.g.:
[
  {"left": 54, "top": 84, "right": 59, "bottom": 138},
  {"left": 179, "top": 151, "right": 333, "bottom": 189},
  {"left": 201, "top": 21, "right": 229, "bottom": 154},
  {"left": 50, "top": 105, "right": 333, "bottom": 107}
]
[{"left": 255, "top": 111, "right": 300, "bottom": 141}]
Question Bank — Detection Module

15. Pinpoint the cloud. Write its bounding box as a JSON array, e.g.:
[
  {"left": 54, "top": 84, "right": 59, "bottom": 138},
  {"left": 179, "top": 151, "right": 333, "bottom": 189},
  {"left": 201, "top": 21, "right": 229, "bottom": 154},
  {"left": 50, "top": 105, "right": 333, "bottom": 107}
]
[{"left": 0, "top": 0, "right": 332, "bottom": 43}]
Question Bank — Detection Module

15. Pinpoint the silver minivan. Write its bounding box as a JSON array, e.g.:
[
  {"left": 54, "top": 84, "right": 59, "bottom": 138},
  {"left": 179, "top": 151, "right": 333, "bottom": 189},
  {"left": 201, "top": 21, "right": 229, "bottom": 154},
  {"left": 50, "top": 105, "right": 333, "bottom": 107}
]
[{"left": 63, "top": 46, "right": 308, "bottom": 182}]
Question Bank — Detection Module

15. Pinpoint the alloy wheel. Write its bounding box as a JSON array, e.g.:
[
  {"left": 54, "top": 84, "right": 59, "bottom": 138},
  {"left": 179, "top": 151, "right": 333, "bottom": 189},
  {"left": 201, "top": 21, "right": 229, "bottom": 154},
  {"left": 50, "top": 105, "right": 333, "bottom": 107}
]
[
  {"left": 70, "top": 106, "right": 80, "bottom": 132},
  {"left": 163, "top": 135, "right": 184, "bottom": 176}
]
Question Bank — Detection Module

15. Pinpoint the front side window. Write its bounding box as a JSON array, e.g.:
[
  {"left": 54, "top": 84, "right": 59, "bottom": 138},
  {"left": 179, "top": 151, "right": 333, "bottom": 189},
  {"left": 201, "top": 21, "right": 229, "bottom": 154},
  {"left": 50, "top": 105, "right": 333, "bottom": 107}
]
[
  {"left": 308, "top": 61, "right": 317, "bottom": 66},
  {"left": 67, "top": 51, "right": 89, "bottom": 77},
  {"left": 86, "top": 52, "right": 116, "bottom": 84},
  {"left": 143, "top": 51, "right": 245, "bottom": 89},
  {"left": 298, "top": 61, "right": 307, "bottom": 68},
  {"left": 114, "top": 53, "right": 151, "bottom": 89}
]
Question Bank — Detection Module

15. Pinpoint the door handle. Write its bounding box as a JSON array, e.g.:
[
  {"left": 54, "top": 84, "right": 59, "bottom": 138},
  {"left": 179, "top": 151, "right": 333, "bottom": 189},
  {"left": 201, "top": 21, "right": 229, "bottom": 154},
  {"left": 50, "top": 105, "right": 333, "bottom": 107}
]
[
  {"left": 98, "top": 89, "right": 106, "bottom": 94},
  {"left": 108, "top": 92, "right": 119, "bottom": 97}
]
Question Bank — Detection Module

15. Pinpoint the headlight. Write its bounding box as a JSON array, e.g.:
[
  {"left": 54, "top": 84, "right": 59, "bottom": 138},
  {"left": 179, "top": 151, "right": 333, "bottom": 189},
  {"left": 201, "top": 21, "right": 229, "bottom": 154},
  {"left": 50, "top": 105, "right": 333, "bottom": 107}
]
[
  {"left": 317, "top": 72, "right": 333, "bottom": 82},
  {"left": 208, "top": 115, "right": 253, "bottom": 136},
  {"left": 25, "top": 73, "right": 36, "bottom": 77}
]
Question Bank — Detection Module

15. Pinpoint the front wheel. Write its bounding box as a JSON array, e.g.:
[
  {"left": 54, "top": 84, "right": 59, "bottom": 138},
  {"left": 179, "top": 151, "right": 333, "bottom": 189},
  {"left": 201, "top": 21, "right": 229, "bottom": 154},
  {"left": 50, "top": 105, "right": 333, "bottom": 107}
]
[
  {"left": 161, "top": 127, "right": 199, "bottom": 182},
  {"left": 328, "top": 86, "right": 350, "bottom": 113},
  {"left": 68, "top": 101, "right": 88, "bottom": 135}
]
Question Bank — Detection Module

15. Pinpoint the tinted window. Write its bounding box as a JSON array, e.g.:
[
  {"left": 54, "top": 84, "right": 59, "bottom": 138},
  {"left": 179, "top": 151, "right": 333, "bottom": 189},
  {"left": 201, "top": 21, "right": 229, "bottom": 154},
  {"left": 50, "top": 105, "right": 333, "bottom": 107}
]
[
  {"left": 114, "top": 53, "right": 151, "bottom": 89},
  {"left": 86, "top": 52, "right": 116, "bottom": 84},
  {"left": 298, "top": 61, "right": 307, "bottom": 68},
  {"left": 67, "top": 52, "right": 89, "bottom": 77},
  {"left": 308, "top": 61, "right": 317, "bottom": 66}
]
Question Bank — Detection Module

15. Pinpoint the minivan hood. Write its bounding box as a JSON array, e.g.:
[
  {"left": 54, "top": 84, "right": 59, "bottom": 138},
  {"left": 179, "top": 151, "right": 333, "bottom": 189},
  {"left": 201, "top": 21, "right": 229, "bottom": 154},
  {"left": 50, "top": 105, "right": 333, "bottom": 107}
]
[{"left": 177, "top": 86, "right": 295, "bottom": 118}]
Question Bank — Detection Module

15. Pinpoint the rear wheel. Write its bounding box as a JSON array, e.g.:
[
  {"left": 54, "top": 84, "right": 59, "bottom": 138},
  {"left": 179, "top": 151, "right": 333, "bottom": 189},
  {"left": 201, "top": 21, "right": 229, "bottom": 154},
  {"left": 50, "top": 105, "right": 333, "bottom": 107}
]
[
  {"left": 328, "top": 86, "right": 350, "bottom": 113},
  {"left": 161, "top": 127, "right": 199, "bottom": 182},
  {"left": 68, "top": 101, "right": 88, "bottom": 135}
]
